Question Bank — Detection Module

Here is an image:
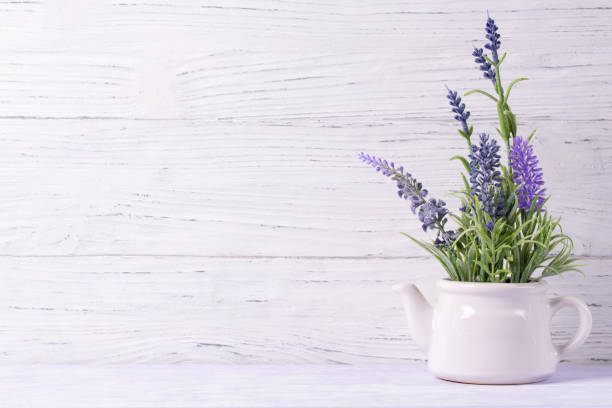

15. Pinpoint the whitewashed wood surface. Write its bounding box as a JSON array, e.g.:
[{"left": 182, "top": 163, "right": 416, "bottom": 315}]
[
  {"left": 2, "top": 365, "right": 612, "bottom": 407},
  {"left": 0, "top": 1, "right": 611, "bottom": 364}
]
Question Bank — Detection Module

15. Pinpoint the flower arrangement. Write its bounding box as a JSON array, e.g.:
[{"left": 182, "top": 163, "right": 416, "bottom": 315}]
[{"left": 359, "top": 14, "right": 580, "bottom": 283}]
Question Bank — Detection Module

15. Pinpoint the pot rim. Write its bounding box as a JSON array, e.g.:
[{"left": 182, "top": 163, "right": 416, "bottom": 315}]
[{"left": 436, "top": 278, "right": 548, "bottom": 294}]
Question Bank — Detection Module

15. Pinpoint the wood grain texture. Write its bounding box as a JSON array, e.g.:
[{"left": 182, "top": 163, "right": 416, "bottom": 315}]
[
  {"left": 1, "top": 364, "right": 612, "bottom": 407},
  {"left": 0, "top": 118, "right": 610, "bottom": 257},
  {"left": 1, "top": 256, "right": 610, "bottom": 364},
  {"left": 0, "top": 1, "right": 610, "bottom": 363}
]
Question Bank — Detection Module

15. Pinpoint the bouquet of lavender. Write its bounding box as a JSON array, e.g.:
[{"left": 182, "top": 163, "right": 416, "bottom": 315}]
[{"left": 359, "top": 14, "right": 580, "bottom": 283}]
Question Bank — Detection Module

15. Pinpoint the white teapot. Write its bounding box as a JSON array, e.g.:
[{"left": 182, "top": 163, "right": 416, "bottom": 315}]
[{"left": 393, "top": 279, "right": 592, "bottom": 384}]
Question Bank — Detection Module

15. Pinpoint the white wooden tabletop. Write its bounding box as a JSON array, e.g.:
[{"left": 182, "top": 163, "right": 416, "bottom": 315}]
[{"left": 2, "top": 364, "right": 610, "bottom": 407}]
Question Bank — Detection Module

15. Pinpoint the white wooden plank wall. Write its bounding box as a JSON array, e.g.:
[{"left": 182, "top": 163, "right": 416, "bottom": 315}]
[{"left": 0, "top": 0, "right": 610, "bottom": 364}]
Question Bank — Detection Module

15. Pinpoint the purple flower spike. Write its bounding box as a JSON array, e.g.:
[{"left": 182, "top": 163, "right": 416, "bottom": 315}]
[
  {"left": 468, "top": 133, "right": 505, "bottom": 221},
  {"left": 418, "top": 199, "right": 449, "bottom": 232},
  {"left": 358, "top": 152, "right": 456, "bottom": 247},
  {"left": 509, "top": 137, "right": 546, "bottom": 211},
  {"left": 485, "top": 13, "right": 501, "bottom": 64},
  {"left": 358, "top": 152, "right": 428, "bottom": 214},
  {"left": 446, "top": 86, "right": 470, "bottom": 134},
  {"left": 472, "top": 47, "right": 496, "bottom": 85}
]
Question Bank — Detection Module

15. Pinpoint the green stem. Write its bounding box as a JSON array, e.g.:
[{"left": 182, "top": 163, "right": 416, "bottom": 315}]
[
  {"left": 493, "top": 64, "right": 511, "bottom": 155},
  {"left": 434, "top": 219, "right": 448, "bottom": 236},
  {"left": 494, "top": 64, "right": 505, "bottom": 101}
]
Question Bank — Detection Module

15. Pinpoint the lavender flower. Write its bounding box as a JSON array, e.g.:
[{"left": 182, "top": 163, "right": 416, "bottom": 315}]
[
  {"left": 509, "top": 136, "right": 546, "bottom": 211},
  {"left": 485, "top": 14, "right": 501, "bottom": 64},
  {"left": 358, "top": 152, "right": 456, "bottom": 246},
  {"left": 468, "top": 133, "right": 505, "bottom": 228},
  {"left": 358, "top": 152, "right": 427, "bottom": 212},
  {"left": 446, "top": 86, "right": 470, "bottom": 135},
  {"left": 472, "top": 47, "right": 496, "bottom": 85},
  {"left": 435, "top": 230, "right": 458, "bottom": 248},
  {"left": 418, "top": 198, "right": 449, "bottom": 232}
]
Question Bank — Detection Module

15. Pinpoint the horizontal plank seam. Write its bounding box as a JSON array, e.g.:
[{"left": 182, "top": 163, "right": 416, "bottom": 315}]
[
  {"left": 0, "top": 116, "right": 610, "bottom": 123},
  {"left": 0, "top": 254, "right": 610, "bottom": 260}
]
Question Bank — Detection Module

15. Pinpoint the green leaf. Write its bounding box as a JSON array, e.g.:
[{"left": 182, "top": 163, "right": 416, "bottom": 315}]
[
  {"left": 465, "top": 89, "right": 498, "bottom": 102},
  {"left": 497, "top": 102, "right": 510, "bottom": 145},
  {"left": 504, "top": 78, "right": 529, "bottom": 104},
  {"left": 527, "top": 129, "right": 537, "bottom": 142},
  {"left": 460, "top": 173, "right": 470, "bottom": 192},
  {"left": 450, "top": 155, "right": 471, "bottom": 173},
  {"left": 498, "top": 52, "right": 508, "bottom": 65},
  {"left": 504, "top": 109, "right": 517, "bottom": 137},
  {"left": 400, "top": 233, "right": 461, "bottom": 280}
]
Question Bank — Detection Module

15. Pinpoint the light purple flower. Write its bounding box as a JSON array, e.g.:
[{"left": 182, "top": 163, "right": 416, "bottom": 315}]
[
  {"left": 509, "top": 137, "right": 546, "bottom": 211},
  {"left": 358, "top": 152, "right": 456, "bottom": 246}
]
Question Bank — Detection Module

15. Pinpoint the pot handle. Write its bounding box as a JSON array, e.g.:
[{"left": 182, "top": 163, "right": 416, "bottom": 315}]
[{"left": 549, "top": 296, "right": 592, "bottom": 358}]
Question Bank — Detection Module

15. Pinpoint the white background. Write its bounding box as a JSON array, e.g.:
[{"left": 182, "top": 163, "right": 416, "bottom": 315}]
[{"left": 0, "top": 0, "right": 610, "bottom": 364}]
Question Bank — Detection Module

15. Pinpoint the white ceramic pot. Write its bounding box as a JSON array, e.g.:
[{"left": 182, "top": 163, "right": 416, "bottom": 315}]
[{"left": 393, "top": 279, "right": 592, "bottom": 384}]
